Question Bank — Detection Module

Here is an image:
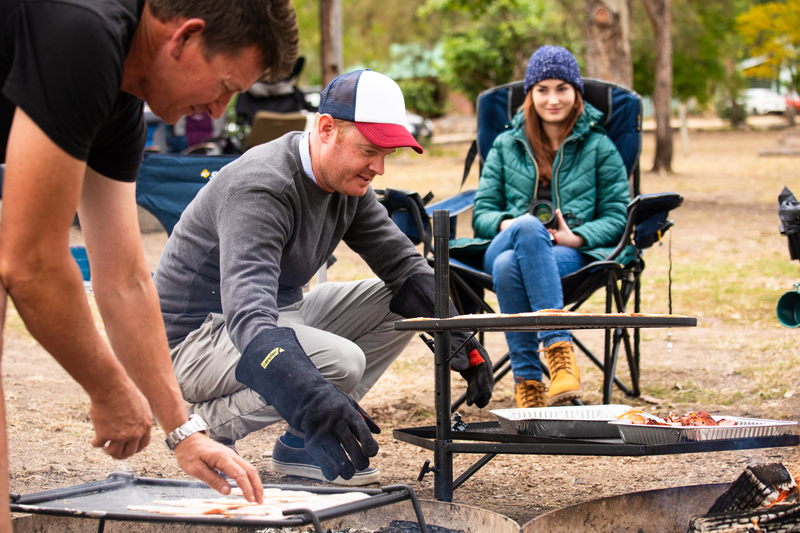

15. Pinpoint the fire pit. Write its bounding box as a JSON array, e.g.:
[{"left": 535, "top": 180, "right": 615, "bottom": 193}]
[
  {"left": 525, "top": 463, "right": 800, "bottom": 532},
  {"left": 322, "top": 499, "right": 520, "bottom": 533},
  {"left": 522, "top": 483, "right": 730, "bottom": 533}
]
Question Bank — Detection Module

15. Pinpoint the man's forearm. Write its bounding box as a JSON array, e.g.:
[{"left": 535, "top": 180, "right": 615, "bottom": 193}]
[
  {"left": 93, "top": 273, "right": 188, "bottom": 434},
  {"left": 3, "top": 257, "right": 137, "bottom": 400}
]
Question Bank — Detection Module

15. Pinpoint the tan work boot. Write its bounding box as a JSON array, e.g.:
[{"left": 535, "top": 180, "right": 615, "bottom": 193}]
[
  {"left": 543, "top": 341, "right": 582, "bottom": 405},
  {"left": 514, "top": 377, "right": 547, "bottom": 408}
]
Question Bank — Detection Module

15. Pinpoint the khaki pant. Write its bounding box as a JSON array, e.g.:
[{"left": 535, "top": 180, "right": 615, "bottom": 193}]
[{"left": 170, "top": 278, "right": 413, "bottom": 441}]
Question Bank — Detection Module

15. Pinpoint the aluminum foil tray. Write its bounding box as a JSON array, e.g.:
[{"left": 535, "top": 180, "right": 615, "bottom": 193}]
[
  {"left": 609, "top": 416, "right": 798, "bottom": 445},
  {"left": 491, "top": 405, "right": 633, "bottom": 438}
]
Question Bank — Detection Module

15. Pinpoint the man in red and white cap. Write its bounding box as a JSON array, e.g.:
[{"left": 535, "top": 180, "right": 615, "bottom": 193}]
[{"left": 154, "top": 70, "right": 493, "bottom": 486}]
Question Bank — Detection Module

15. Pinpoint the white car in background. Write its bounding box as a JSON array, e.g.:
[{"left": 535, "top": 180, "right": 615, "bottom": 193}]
[{"left": 743, "top": 88, "right": 787, "bottom": 115}]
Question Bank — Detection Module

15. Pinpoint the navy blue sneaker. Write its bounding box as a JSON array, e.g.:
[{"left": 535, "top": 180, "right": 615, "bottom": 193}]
[
  {"left": 212, "top": 436, "right": 237, "bottom": 453},
  {"left": 270, "top": 437, "right": 380, "bottom": 486}
]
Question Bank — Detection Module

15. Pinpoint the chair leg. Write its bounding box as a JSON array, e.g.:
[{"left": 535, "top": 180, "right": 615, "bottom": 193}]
[
  {"left": 493, "top": 359, "right": 513, "bottom": 384},
  {"left": 620, "top": 328, "right": 640, "bottom": 397},
  {"left": 573, "top": 334, "right": 632, "bottom": 395},
  {"left": 603, "top": 271, "right": 615, "bottom": 404},
  {"left": 450, "top": 269, "right": 495, "bottom": 314},
  {"left": 634, "top": 275, "right": 642, "bottom": 396}
]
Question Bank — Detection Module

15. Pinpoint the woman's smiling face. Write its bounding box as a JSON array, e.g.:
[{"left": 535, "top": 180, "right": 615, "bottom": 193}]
[{"left": 531, "top": 79, "right": 577, "bottom": 127}]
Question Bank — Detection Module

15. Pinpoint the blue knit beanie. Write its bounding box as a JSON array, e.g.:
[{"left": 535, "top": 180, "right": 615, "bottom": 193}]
[{"left": 523, "top": 45, "right": 584, "bottom": 95}]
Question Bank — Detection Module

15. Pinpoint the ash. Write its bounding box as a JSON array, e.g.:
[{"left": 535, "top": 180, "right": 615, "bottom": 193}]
[
  {"left": 258, "top": 521, "right": 464, "bottom": 533},
  {"left": 321, "top": 521, "right": 464, "bottom": 533},
  {"left": 374, "top": 521, "right": 463, "bottom": 533}
]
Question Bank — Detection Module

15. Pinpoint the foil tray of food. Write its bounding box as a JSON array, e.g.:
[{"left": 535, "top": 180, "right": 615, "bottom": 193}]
[
  {"left": 491, "top": 405, "right": 634, "bottom": 438},
  {"left": 609, "top": 414, "right": 798, "bottom": 445}
]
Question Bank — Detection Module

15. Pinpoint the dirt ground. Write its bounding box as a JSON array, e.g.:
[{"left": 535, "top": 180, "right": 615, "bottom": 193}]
[{"left": 5, "top": 126, "right": 800, "bottom": 528}]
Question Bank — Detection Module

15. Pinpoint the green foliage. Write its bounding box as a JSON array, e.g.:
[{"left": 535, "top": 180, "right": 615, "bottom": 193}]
[
  {"left": 632, "top": 0, "right": 735, "bottom": 106},
  {"left": 384, "top": 43, "right": 447, "bottom": 118},
  {"left": 425, "top": 0, "right": 582, "bottom": 103},
  {"left": 291, "top": 0, "right": 441, "bottom": 87},
  {"left": 398, "top": 78, "right": 447, "bottom": 118},
  {"left": 737, "top": 0, "right": 800, "bottom": 93},
  {"left": 714, "top": 91, "right": 748, "bottom": 123},
  {"left": 384, "top": 43, "right": 445, "bottom": 80},
  {"left": 291, "top": 0, "right": 323, "bottom": 86}
]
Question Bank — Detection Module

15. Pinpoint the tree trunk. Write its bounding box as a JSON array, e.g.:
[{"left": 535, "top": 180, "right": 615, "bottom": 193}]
[
  {"left": 584, "top": 0, "right": 633, "bottom": 89},
  {"left": 320, "top": 0, "right": 343, "bottom": 88},
  {"left": 724, "top": 58, "right": 744, "bottom": 127},
  {"left": 642, "top": 0, "right": 673, "bottom": 173}
]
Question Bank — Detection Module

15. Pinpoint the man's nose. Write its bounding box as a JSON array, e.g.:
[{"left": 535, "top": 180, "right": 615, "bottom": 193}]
[
  {"left": 369, "top": 156, "right": 386, "bottom": 176},
  {"left": 208, "top": 94, "right": 233, "bottom": 119}
]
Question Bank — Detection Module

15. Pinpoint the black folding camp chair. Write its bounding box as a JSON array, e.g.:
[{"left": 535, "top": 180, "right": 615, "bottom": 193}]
[{"left": 380, "top": 79, "right": 683, "bottom": 407}]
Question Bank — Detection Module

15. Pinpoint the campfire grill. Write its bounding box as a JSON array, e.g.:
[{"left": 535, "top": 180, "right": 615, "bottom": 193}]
[
  {"left": 394, "top": 210, "right": 800, "bottom": 503},
  {"left": 9, "top": 472, "right": 428, "bottom": 533}
]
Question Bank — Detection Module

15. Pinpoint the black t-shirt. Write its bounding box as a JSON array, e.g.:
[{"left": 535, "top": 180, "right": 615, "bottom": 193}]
[{"left": 0, "top": 0, "right": 146, "bottom": 182}]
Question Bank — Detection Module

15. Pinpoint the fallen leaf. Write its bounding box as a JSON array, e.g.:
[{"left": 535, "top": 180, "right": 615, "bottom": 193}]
[{"left": 640, "top": 394, "right": 665, "bottom": 404}]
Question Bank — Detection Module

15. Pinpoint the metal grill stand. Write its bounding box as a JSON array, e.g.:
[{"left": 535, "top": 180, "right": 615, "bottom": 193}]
[
  {"left": 10, "top": 472, "right": 428, "bottom": 533},
  {"left": 393, "top": 210, "right": 799, "bottom": 503}
]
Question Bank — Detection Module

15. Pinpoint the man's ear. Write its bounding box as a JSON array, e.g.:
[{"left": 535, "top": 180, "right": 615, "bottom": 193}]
[
  {"left": 169, "top": 18, "right": 207, "bottom": 59},
  {"left": 317, "top": 114, "right": 337, "bottom": 144}
]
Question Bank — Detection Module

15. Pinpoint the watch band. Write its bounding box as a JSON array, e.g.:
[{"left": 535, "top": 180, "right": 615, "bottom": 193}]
[{"left": 164, "top": 414, "right": 207, "bottom": 451}]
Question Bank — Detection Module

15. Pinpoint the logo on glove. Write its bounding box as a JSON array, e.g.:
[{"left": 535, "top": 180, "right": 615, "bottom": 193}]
[{"left": 261, "top": 347, "right": 285, "bottom": 369}]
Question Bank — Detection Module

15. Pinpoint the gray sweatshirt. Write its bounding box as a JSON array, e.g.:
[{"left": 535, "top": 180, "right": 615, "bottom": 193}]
[{"left": 154, "top": 132, "right": 431, "bottom": 353}]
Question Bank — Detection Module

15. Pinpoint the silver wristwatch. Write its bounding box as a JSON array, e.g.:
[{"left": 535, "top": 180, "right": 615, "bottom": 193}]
[{"left": 165, "top": 414, "right": 207, "bottom": 451}]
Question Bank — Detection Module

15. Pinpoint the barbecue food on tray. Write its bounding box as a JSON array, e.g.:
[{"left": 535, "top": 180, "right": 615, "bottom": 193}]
[
  {"left": 128, "top": 488, "right": 370, "bottom": 519},
  {"left": 616, "top": 408, "right": 737, "bottom": 427}
]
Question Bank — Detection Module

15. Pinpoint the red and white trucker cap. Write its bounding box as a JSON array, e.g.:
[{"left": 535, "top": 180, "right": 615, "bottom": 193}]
[{"left": 318, "top": 70, "right": 423, "bottom": 154}]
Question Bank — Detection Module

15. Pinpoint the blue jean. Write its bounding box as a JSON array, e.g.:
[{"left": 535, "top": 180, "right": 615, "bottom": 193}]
[{"left": 482, "top": 215, "right": 591, "bottom": 381}]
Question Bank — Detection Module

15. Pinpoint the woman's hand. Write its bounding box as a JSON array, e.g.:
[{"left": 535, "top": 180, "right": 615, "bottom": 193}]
[
  {"left": 499, "top": 218, "right": 515, "bottom": 231},
  {"left": 549, "top": 209, "right": 586, "bottom": 249}
]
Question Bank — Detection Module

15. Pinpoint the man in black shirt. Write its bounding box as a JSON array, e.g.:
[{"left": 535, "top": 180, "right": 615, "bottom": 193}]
[{"left": 0, "top": 0, "right": 298, "bottom": 526}]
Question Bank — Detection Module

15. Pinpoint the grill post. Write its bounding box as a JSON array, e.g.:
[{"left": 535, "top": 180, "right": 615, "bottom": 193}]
[{"left": 433, "top": 210, "right": 453, "bottom": 502}]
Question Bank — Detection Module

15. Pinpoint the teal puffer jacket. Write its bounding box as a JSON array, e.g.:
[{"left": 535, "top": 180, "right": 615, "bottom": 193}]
[{"left": 453, "top": 102, "right": 633, "bottom": 265}]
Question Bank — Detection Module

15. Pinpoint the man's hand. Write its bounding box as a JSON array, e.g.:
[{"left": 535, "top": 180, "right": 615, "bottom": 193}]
[
  {"left": 88, "top": 376, "right": 153, "bottom": 459},
  {"left": 549, "top": 209, "right": 586, "bottom": 249},
  {"left": 302, "top": 391, "right": 380, "bottom": 481},
  {"left": 390, "top": 274, "right": 494, "bottom": 408},
  {"left": 174, "top": 433, "right": 264, "bottom": 503},
  {"left": 234, "top": 327, "right": 380, "bottom": 482}
]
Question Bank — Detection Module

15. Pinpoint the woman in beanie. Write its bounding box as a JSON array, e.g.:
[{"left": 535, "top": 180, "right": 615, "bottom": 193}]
[{"left": 471, "top": 45, "right": 630, "bottom": 407}]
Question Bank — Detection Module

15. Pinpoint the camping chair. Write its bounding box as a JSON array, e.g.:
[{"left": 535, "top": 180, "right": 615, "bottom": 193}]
[
  {"left": 246, "top": 111, "right": 309, "bottom": 150},
  {"left": 134, "top": 151, "right": 335, "bottom": 280},
  {"left": 135, "top": 153, "right": 239, "bottom": 235},
  {"left": 382, "top": 79, "right": 682, "bottom": 407}
]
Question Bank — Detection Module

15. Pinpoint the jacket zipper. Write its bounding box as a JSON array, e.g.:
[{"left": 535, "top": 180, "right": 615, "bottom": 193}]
[
  {"left": 552, "top": 132, "right": 578, "bottom": 210},
  {"left": 515, "top": 131, "right": 577, "bottom": 212},
  {"left": 514, "top": 134, "right": 540, "bottom": 200}
]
